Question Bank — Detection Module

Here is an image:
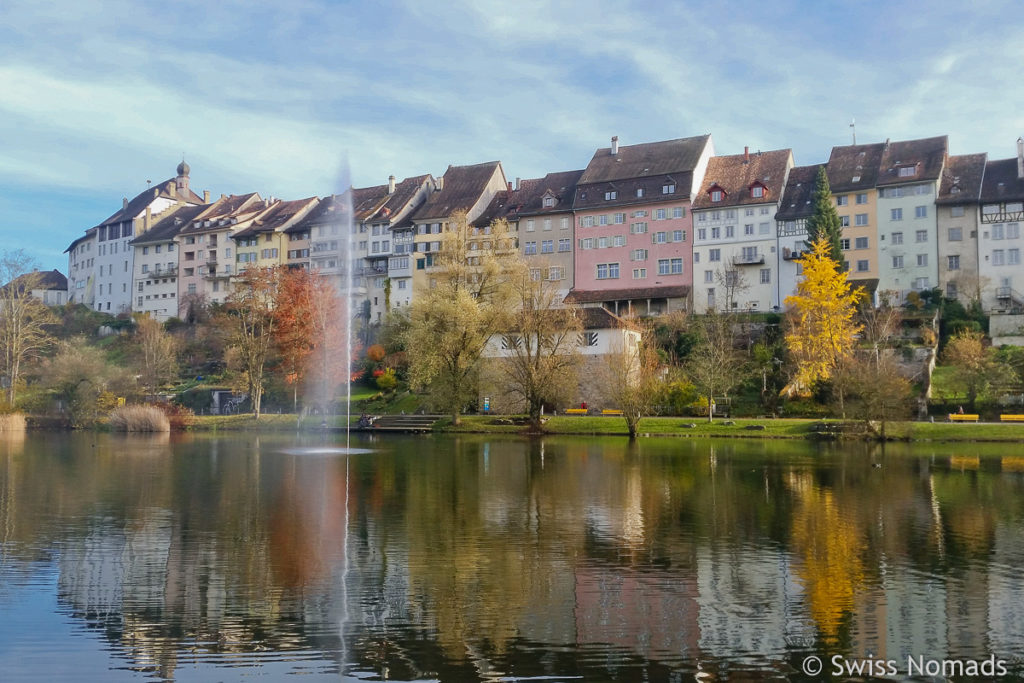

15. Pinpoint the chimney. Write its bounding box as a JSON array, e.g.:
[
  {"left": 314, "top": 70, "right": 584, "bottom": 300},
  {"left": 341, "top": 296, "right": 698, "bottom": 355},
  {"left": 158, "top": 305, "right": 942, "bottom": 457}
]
[
  {"left": 744, "top": 146, "right": 750, "bottom": 163},
  {"left": 388, "top": 175, "right": 396, "bottom": 194},
  {"left": 1017, "top": 137, "right": 1023, "bottom": 179},
  {"left": 611, "top": 136, "right": 619, "bottom": 155},
  {"left": 144, "top": 206, "right": 152, "bottom": 231},
  {"left": 168, "top": 183, "right": 176, "bottom": 199},
  {"left": 123, "top": 197, "right": 129, "bottom": 210},
  {"left": 436, "top": 177, "right": 444, "bottom": 191},
  {"left": 204, "top": 190, "right": 210, "bottom": 203},
  {"left": 507, "top": 181, "right": 513, "bottom": 193},
  {"left": 515, "top": 177, "right": 521, "bottom": 191}
]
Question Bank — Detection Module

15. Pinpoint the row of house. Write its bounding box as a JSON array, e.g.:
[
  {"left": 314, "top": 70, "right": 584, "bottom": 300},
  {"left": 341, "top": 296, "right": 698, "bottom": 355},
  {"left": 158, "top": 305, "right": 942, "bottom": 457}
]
[{"left": 64, "top": 134, "right": 1024, "bottom": 322}]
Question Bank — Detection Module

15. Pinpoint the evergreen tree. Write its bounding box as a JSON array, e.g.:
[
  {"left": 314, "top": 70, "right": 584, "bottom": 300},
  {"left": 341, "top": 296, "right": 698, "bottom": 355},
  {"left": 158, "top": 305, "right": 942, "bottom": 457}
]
[{"left": 805, "top": 166, "right": 844, "bottom": 270}]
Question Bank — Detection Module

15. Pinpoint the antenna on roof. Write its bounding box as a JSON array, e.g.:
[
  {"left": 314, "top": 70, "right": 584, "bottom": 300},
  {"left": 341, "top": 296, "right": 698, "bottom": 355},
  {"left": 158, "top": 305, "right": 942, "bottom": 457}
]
[
  {"left": 146, "top": 179, "right": 152, "bottom": 187},
  {"left": 850, "top": 118, "right": 857, "bottom": 145}
]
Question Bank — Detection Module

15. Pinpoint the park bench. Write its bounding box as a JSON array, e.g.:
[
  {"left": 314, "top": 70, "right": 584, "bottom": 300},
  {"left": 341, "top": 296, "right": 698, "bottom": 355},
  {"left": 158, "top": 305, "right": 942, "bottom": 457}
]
[
  {"left": 564, "top": 408, "right": 588, "bottom": 415},
  {"left": 1000, "top": 414, "right": 1024, "bottom": 422},
  {"left": 948, "top": 414, "right": 980, "bottom": 422},
  {"left": 601, "top": 409, "right": 624, "bottom": 416}
]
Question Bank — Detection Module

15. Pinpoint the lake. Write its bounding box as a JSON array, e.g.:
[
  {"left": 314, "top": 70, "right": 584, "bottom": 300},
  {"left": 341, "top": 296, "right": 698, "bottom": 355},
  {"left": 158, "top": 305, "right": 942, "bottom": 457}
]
[{"left": 0, "top": 431, "right": 1022, "bottom": 681}]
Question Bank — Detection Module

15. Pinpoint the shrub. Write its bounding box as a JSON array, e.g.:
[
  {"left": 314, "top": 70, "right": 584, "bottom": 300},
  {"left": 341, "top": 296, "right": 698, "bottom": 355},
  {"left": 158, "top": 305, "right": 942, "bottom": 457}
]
[
  {"left": 149, "top": 401, "right": 196, "bottom": 430},
  {"left": 108, "top": 405, "right": 170, "bottom": 432},
  {"left": 0, "top": 413, "right": 26, "bottom": 432},
  {"left": 375, "top": 368, "right": 398, "bottom": 391}
]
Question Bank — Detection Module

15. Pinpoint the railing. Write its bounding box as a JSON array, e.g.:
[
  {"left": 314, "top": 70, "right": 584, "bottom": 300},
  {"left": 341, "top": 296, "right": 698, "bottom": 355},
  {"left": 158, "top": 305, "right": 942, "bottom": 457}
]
[
  {"left": 733, "top": 254, "right": 765, "bottom": 265},
  {"left": 782, "top": 247, "right": 805, "bottom": 261}
]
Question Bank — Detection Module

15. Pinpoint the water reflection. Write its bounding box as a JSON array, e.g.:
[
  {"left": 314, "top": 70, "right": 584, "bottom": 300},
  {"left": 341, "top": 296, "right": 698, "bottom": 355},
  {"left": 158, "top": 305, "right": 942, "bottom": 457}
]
[{"left": 0, "top": 433, "right": 1022, "bottom": 681}]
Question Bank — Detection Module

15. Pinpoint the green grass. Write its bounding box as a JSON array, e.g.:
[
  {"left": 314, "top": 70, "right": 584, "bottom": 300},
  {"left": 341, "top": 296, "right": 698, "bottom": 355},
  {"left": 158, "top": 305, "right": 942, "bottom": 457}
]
[{"left": 443, "top": 415, "right": 822, "bottom": 438}]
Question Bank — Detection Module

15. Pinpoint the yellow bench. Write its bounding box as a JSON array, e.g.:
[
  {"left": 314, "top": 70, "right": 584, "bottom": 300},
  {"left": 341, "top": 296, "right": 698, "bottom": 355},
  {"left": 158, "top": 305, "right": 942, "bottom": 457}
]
[
  {"left": 564, "top": 408, "right": 588, "bottom": 415},
  {"left": 1000, "top": 414, "right": 1024, "bottom": 422},
  {"left": 948, "top": 414, "right": 980, "bottom": 422},
  {"left": 602, "top": 409, "right": 624, "bottom": 416}
]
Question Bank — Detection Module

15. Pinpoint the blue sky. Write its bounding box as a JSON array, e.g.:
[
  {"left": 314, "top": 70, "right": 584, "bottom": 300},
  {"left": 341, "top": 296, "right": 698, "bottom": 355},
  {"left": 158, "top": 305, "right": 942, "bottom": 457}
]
[{"left": 2, "top": 0, "right": 1024, "bottom": 272}]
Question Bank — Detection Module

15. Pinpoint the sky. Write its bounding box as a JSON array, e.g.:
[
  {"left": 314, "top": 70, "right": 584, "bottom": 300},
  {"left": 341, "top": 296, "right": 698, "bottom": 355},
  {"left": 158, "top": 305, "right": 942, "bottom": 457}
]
[{"left": 2, "top": 0, "right": 1024, "bottom": 273}]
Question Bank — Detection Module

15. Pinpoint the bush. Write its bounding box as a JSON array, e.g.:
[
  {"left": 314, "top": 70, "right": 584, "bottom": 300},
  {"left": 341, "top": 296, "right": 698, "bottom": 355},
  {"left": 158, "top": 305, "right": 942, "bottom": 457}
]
[
  {"left": 0, "top": 413, "right": 26, "bottom": 431},
  {"left": 375, "top": 368, "right": 398, "bottom": 391},
  {"left": 108, "top": 405, "right": 170, "bottom": 432},
  {"left": 149, "top": 401, "right": 196, "bottom": 430}
]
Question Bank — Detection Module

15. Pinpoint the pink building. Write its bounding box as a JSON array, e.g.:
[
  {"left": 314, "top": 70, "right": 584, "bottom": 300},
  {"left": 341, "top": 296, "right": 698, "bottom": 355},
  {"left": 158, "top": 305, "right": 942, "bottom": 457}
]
[{"left": 568, "top": 135, "right": 714, "bottom": 316}]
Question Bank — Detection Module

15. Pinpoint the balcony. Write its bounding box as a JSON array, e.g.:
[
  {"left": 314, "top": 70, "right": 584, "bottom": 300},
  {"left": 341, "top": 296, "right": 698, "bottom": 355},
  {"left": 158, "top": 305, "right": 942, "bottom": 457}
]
[
  {"left": 733, "top": 253, "right": 765, "bottom": 266},
  {"left": 782, "top": 247, "right": 805, "bottom": 261}
]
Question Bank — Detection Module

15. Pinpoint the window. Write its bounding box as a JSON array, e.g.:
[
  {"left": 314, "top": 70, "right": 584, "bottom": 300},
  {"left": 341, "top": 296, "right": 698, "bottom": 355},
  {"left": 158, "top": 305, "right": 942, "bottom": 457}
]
[
  {"left": 711, "top": 189, "right": 723, "bottom": 202},
  {"left": 898, "top": 165, "right": 916, "bottom": 177},
  {"left": 540, "top": 240, "right": 553, "bottom": 253},
  {"left": 697, "top": 228, "right": 707, "bottom": 240},
  {"left": 915, "top": 205, "right": 927, "bottom": 218},
  {"left": 613, "top": 235, "right": 626, "bottom": 247},
  {"left": 751, "top": 185, "right": 764, "bottom": 198},
  {"left": 855, "top": 237, "right": 868, "bottom": 249},
  {"left": 760, "top": 268, "right": 771, "bottom": 283},
  {"left": 917, "top": 253, "right": 928, "bottom": 267},
  {"left": 613, "top": 213, "right": 625, "bottom": 224},
  {"left": 632, "top": 268, "right": 646, "bottom": 279},
  {"left": 836, "top": 195, "right": 848, "bottom": 206},
  {"left": 529, "top": 268, "right": 541, "bottom": 281},
  {"left": 744, "top": 223, "right": 754, "bottom": 235},
  {"left": 141, "top": 264, "right": 149, "bottom": 273},
  {"left": 840, "top": 216, "right": 850, "bottom": 227},
  {"left": 653, "top": 232, "right": 667, "bottom": 244},
  {"left": 915, "top": 230, "right": 928, "bottom": 243},
  {"left": 950, "top": 206, "right": 965, "bottom": 217},
  {"left": 709, "top": 249, "right": 721, "bottom": 262},
  {"left": 544, "top": 218, "right": 553, "bottom": 230},
  {"left": 856, "top": 260, "right": 869, "bottom": 272},
  {"left": 579, "top": 238, "right": 593, "bottom": 250},
  {"left": 891, "top": 208, "right": 903, "bottom": 221},
  {"left": 598, "top": 237, "right": 608, "bottom": 249},
  {"left": 856, "top": 193, "right": 868, "bottom": 204},
  {"left": 711, "top": 227, "right": 721, "bottom": 239},
  {"left": 558, "top": 238, "right": 571, "bottom": 252},
  {"left": 662, "top": 184, "right": 675, "bottom": 194},
  {"left": 693, "top": 252, "right": 700, "bottom": 263},
  {"left": 581, "top": 216, "right": 594, "bottom": 228},
  {"left": 633, "top": 210, "right": 648, "bottom": 218},
  {"left": 993, "top": 224, "right": 1005, "bottom": 240},
  {"left": 636, "top": 188, "right": 644, "bottom": 198},
  {"left": 947, "top": 255, "right": 960, "bottom": 270},
  {"left": 542, "top": 195, "right": 555, "bottom": 208},
  {"left": 840, "top": 238, "right": 851, "bottom": 250},
  {"left": 524, "top": 241, "right": 537, "bottom": 255},
  {"left": 725, "top": 225, "right": 735, "bottom": 238},
  {"left": 604, "top": 191, "right": 617, "bottom": 200},
  {"left": 892, "top": 255, "right": 904, "bottom": 268},
  {"left": 561, "top": 217, "right": 569, "bottom": 230},
  {"left": 596, "top": 263, "right": 619, "bottom": 279},
  {"left": 697, "top": 213, "right": 706, "bottom": 222},
  {"left": 673, "top": 230, "right": 684, "bottom": 242},
  {"left": 741, "top": 246, "right": 759, "bottom": 261},
  {"left": 631, "top": 249, "right": 648, "bottom": 261},
  {"left": 855, "top": 213, "right": 868, "bottom": 226},
  {"left": 673, "top": 207, "right": 684, "bottom": 218},
  {"left": 704, "top": 270, "right": 713, "bottom": 283},
  {"left": 1011, "top": 249, "right": 1021, "bottom": 265},
  {"left": 759, "top": 222, "right": 770, "bottom": 235},
  {"left": 1009, "top": 223, "right": 1021, "bottom": 239},
  {"left": 670, "top": 258, "right": 683, "bottom": 274},
  {"left": 581, "top": 332, "right": 598, "bottom": 347},
  {"left": 993, "top": 249, "right": 1006, "bottom": 265},
  {"left": 891, "top": 232, "right": 904, "bottom": 245},
  {"left": 655, "top": 209, "right": 667, "bottom": 220},
  {"left": 142, "top": 246, "right": 149, "bottom": 255},
  {"left": 947, "top": 282, "right": 958, "bottom": 298},
  {"left": 948, "top": 227, "right": 962, "bottom": 241},
  {"left": 657, "top": 258, "right": 683, "bottom": 275},
  {"left": 913, "top": 277, "right": 930, "bottom": 290},
  {"left": 630, "top": 222, "right": 648, "bottom": 234},
  {"left": 598, "top": 215, "right": 608, "bottom": 226},
  {"left": 658, "top": 259, "right": 671, "bottom": 275}
]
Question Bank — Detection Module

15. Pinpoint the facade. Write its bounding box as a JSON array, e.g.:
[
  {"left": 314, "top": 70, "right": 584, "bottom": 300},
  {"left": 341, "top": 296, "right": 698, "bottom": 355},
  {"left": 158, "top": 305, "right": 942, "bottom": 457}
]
[
  {"left": 978, "top": 144, "right": 1024, "bottom": 312},
  {"left": 826, "top": 142, "right": 886, "bottom": 298},
  {"left": 231, "top": 197, "right": 319, "bottom": 275},
  {"left": 775, "top": 164, "right": 822, "bottom": 304},
  {"left": 3, "top": 269, "right": 68, "bottom": 306},
  {"left": 936, "top": 153, "right": 986, "bottom": 306},
  {"left": 874, "top": 136, "right": 948, "bottom": 301},
  {"left": 66, "top": 229, "right": 97, "bottom": 307},
  {"left": 176, "top": 193, "right": 266, "bottom": 313},
  {"left": 691, "top": 148, "right": 793, "bottom": 312},
  {"left": 131, "top": 204, "right": 205, "bottom": 321},
  {"left": 570, "top": 135, "right": 714, "bottom": 315},
  {"left": 512, "top": 170, "right": 584, "bottom": 304},
  {"left": 409, "top": 162, "right": 507, "bottom": 296}
]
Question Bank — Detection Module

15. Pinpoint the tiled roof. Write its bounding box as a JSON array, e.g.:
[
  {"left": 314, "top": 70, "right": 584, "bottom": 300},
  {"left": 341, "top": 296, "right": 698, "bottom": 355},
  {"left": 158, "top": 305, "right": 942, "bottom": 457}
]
[
  {"left": 937, "top": 153, "right": 987, "bottom": 205},
  {"left": 472, "top": 190, "right": 512, "bottom": 228},
  {"left": 412, "top": 161, "right": 503, "bottom": 220},
  {"left": 514, "top": 170, "right": 584, "bottom": 217},
  {"left": 826, "top": 143, "right": 885, "bottom": 193},
  {"left": 574, "top": 136, "right": 711, "bottom": 212},
  {"left": 692, "top": 149, "right": 792, "bottom": 210},
  {"left": 775, "top": 164, "right": 824, "bottom": 221},
  {"left": 5, "top": 269, "right": 67, "bottom": 292},
  {"left": 578, "top": 307, "right": 634, "bottom": 330},
  {"left": 131, "top": 204, "right": 206, "bottom": 245},
  {"left": 980, "top": 157, "right": 1024, "bottom": 203},
  {"left": 351, "top": 185, "right": 390, "bottom": 221},
  {"left": 381, "top": 174, "right": 433, "bottom": 217},
  {"left": 565, "top": 285, "right": 690, "bottom": 304},
  {"left": 232, "top": 197, "right": 319, "bottom": 238},
  {"left": 179, "top": 193, "right": 264, "bottom": 235},
  {"left": 875, "top": 136, "right": 948, "bottom": 187},
  {"left": 64, "top": 228, "right": 96, "bottom": 253},
  {"left": 98, "top": 178, "right": 204, "bottom": 227}
]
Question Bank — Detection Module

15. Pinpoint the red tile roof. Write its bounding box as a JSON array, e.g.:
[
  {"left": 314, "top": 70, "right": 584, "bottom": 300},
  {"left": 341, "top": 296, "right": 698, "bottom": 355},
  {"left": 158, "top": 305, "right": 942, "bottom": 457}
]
[{"left": 692, "top": 149, "right": 792, "bottom": 210}]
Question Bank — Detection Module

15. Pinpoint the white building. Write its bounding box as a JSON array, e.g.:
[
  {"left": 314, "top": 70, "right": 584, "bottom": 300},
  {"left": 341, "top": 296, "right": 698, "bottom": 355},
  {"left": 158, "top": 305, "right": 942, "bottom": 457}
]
[
  {"left": 131, "top": 204, "right": 205, "bottom": 321},
  {"left": 936, "top": 153, "right": 986, "bottom": 306},
  {"left": 978, "top": 145, "right": 1024, "bottom": 312}
]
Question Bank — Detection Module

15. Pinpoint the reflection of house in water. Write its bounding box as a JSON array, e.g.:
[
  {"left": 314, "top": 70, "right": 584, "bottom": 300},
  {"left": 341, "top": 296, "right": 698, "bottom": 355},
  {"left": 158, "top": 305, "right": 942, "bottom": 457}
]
[
  {"left": 696, "top": 546, "right": 813, "bottom": 658},
  {"left": 988, "top": 524, "right": 1024, "bottom": 657}
]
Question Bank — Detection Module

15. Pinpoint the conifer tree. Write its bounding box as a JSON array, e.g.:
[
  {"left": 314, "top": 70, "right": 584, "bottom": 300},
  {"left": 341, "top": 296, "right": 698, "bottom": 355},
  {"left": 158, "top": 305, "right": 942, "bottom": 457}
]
[{"left": 805, "top": 166, "right": 845, "bottom": 270}]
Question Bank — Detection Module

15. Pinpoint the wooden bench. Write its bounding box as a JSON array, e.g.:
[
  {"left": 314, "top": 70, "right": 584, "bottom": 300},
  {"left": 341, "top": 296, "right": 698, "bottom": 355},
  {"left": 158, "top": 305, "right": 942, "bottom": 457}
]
[
  {"left": 564, "top": 408, "right": 588, "bottom": 415},
  {"left": 1000, "top": 414, "right": 1024, "bottom": 422},
  {"left": 601, "top": 409, "right": 624, "bottom": 416},
  {"left": 948, "top": 414, "right": 980, "bottom": 422}
]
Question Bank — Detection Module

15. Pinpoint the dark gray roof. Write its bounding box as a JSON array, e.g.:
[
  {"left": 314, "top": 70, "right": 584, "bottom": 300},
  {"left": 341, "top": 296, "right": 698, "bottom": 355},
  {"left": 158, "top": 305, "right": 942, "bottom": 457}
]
[
  {"left": 577, "top": 306, "right": 634, "bottom": 330},
  {"left": 514, "top": 170, "right": 584, "bottom": 217},
  {"left": 875, "top": 136, "right": 947, "bottom": 187},
  {"left": 826, "top": 143, "right": 885, "bottom": 193},
  {"left": 472, "top": 190, "right": 513, "bottom": 228},
  {"left": 5, "top": 269, "right": 67, "bottom": 293},
  {"left": 131, "top": 204, "right": 206, "bottom": 246},
  {"left": 692, "top": 149, "right": 792, "bottom": 210},
  {"left": 412, "top": 161, "right": 502, "bottom": 221},
  {"left": 179, "top": 193, "right": 264, "bottom": 235},
  {"left": 937, "top": 153, "right": 987, "bottom": 205},
  {"left": 98, "top": 177, "right": 205, "bottom": 227},
  {"left": 775, "top": 164, "right": 824, "bottom": 221},
  {"left": 565, "top": 285, "right": 691, "bottom": 305},
  {"left": 232, "top": 198, "right": 318, "bottom": 238},
  {"left": 980, "top": 157, "right": 1024, "bottom": 204}
]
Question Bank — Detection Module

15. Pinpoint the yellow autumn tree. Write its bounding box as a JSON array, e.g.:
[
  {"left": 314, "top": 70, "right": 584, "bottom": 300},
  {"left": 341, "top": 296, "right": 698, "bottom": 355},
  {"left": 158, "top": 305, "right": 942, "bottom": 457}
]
[{"left": 784, "top": 236, "right": 864, "bottom": 395}]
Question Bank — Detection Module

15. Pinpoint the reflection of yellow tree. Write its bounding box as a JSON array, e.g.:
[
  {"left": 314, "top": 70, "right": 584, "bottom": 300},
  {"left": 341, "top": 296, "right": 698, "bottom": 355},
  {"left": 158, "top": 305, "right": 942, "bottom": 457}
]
[{"left": 788, "top": 473, "right": 865, "bottom": 644}]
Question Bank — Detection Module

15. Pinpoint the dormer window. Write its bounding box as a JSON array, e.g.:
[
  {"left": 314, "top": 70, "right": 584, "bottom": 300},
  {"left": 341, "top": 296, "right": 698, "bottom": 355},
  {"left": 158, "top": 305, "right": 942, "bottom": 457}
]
[
  {"left": 710, "top": 188, "right": 723, "bottom": 202},
  {"left": 636, "top": 188, "right": 644, "bottom": 198},
  {"left": 662, "top": 184, "right": 675, "bottom": 194},
  {"left": 898, "top": 165, "right": 917, "bottom": 177},
  {"left": 604, "top": 191, "right": 617, "bottom": 201},
  {"left": 852, "top": 175, "right": 861, "bottom": 183},
  {"left": 542, "top": 194, "right": 555, "bottom": 208},
  {"left": 750, "top": 184, "right": 765, "bottom": 199}
]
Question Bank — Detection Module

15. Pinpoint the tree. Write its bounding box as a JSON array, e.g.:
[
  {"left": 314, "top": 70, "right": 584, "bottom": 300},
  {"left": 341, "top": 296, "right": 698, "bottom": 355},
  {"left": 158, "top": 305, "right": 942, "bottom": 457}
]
[
  {"left": 716, "top": 260, "right": 750, "bottom": 311},
  {"left": 490, "top": 269, "right": 582, "bottom": 429},
  {"left": 845, "top": 353, "right": 913, "bottom": 439},
  {"left": 224, "top": 266, "right": 280, "bottom": 419},
  {"left": 944, "top": 330, "right": 1015, "bottom": 410},
  {"left": 134, "top": 315, "right": 180, "bottom": 398},
  {"left": 41, "top": 338, "right": 133, "bottom": 427},
  {"left": 805, "top": 166, "right": 844, "bottom": 269},
  {"left": 784, "top": 236, "right": 864, "bottom": 401},
  {"left": 860, "top": 291, "right": 903, "bottom": 360},
  {"left": 405, "top": 211, "right": 524, "bottom": 425},
  {"left": 0, "top": 251, "right": 56, "bottom": 406},
  {"left": 599, "top": 325, "right": 661, "bottom": 438},
  {"left": 684, "top": 310, "right": 749, "bottom": 422}
]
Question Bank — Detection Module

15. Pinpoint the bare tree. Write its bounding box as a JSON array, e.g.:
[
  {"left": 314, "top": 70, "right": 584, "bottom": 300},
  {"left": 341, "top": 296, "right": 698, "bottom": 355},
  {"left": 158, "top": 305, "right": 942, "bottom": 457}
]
[
  {"left": 860, "top": 290, "right": 903, "bottom": 361},
  {"left": 846, "top": 352, "right": 913, "bottom": 439},
  {"left": 716, "top": 260, "right": 750, "bottom": 312},
  {"left": 599, "top": 325, "right": 661, "bottom": 438},
  {"left": 224, "top": 266, "right": 280, "bottom": 419},
  {"left": 0, "top": 251, "right": 56, "bottom": 406},
  {"left": 135, "top": 315, "right": 180, "bottom": 398},
  {"left": 685, "top": 311, "right": 749, "bottom": 422}
]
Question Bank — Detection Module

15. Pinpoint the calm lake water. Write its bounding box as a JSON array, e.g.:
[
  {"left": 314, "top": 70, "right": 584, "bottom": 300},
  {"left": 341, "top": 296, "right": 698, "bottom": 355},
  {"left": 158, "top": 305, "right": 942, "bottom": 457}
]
[{"left": 1, "top": 430, "right": 1023, "bottom": 681}]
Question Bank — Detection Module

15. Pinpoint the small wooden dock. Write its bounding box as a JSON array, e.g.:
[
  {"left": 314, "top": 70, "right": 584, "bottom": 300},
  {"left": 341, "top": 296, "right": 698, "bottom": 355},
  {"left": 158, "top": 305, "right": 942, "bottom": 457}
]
[{"left": 360, "top": 415, "right": 440, "bottom": 433}]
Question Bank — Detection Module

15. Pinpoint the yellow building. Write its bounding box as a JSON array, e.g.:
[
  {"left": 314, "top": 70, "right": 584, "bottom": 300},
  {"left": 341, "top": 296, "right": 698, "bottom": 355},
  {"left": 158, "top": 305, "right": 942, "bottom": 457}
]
[{"left": 231, "top": 197, "right": 320, "bottom": 274}]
